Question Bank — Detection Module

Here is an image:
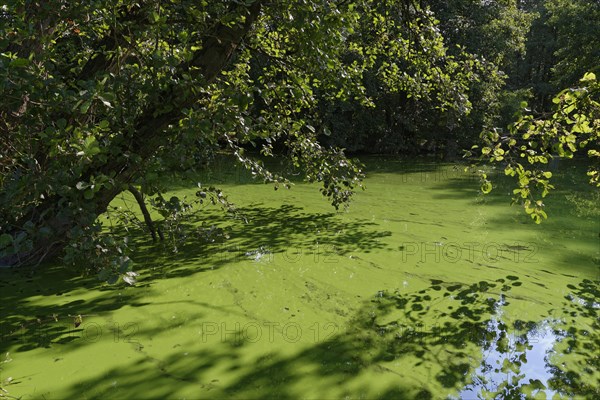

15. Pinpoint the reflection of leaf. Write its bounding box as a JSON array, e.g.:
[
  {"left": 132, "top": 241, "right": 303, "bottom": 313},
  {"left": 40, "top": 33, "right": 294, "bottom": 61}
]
[
  {"left": 529, "top": 379, "right": 546, "bottom": 390},
  {"left": 366, "top": 275, "right": 562, "bottom": 397}
]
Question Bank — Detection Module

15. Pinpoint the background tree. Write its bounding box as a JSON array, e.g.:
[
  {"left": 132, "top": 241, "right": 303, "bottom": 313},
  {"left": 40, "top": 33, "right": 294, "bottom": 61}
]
[
  {"left": 318, "top": 2, "right": 478, "bottom": 156},
  {"left": 318, "top": 0, "right": 535, "bottom": 157},
  {"left": 510, "top": 0, "right": 600, "bottom": 111},
  {"left": 426, "top": 0, "right": 535, "bottom": 148}
]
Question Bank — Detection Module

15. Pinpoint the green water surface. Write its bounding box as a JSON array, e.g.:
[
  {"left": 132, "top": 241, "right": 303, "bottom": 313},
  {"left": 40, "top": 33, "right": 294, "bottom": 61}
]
[{"left": 1, "top": 158, "right": 598, "bottom": 399}]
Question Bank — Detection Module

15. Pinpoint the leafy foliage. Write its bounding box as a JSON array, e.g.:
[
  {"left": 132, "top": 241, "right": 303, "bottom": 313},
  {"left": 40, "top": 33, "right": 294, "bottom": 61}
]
[
  {"left": 0, "top": 0, "right": 597, "bottom": 279},
  {"left": 0, "top": 0, "right": 480, "bottom": 280},
  {"left": 473, "top": 72, "right": 600, "bottom": 223},
  {"left": 544, "top": 0, "right": 600, "bottom": 90}
]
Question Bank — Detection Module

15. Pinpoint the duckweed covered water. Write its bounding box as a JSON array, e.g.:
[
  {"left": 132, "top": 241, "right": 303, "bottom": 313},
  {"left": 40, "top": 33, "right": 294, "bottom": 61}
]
[{"left": 1, "top": 157, "right": 598, "bottom": 399}]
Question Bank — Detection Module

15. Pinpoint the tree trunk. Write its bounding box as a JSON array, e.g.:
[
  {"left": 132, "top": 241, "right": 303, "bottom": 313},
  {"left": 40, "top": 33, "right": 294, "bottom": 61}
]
[
  {"left": 1, "top": 2, "right": 263, "bottom": 267},
  {"left": 129, "top": 185, "right": 163, "bottom": 242}
]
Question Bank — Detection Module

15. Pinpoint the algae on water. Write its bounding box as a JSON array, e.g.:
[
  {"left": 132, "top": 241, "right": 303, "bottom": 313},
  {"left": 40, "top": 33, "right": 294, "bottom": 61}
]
[{"left": 0, "top": 158, "right": 598, "bottom": 399}]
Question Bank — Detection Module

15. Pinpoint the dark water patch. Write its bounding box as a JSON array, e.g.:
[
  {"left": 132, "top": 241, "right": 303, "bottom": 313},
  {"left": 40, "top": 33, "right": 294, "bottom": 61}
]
[
  {"left": 475, "top": 262, "right": 503, "bottom": 270},
  {"left": 561, "top": 273, "right": 578, "bottom": 278},
  {"left": 386, "top": 218, "right": 445, "bottom": 227},
  {"left": 540, "top": 269, "right": 557, "bottom": 275}
]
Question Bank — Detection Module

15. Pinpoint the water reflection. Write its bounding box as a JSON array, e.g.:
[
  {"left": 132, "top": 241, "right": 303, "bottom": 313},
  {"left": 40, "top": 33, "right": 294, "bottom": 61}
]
[
  {"left": 459, "top": 316, "right": 559, "bottom": 399},
  {"left": 367, "top": 277, "right": 599, "bottom": 399}
]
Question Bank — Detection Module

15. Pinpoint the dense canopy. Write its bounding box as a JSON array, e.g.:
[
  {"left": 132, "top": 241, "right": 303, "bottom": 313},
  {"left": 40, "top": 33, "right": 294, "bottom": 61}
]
[{"left": 0, "top": 0, "right": 598, "bottom": 280}]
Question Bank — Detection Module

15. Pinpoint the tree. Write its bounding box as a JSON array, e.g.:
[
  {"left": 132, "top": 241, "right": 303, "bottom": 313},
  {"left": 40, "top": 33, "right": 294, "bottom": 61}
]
[
  {"left": 0, "top": 1, "right": 473, "bottom": 281},
  {"left": 314, "top": 0, "right": 532, "bottom": 158},
  {"left": 1, "top": 1, "right": 269, "bottom": 275},
  {"left": 426, "top": 0, "right": 534, "bottom": 72},
  {"left": 425, "top": 0, "right": 536, "bottom": 148},
  {"left": 474, "top": 72, "right": 600, "bottom": 223},
  {"left": 544, "top": 0, "right": 600, "bottom": 91},
  {"left": 509, "top": 0, "right": 600, "bottom": 111},
  {"left": 318, "top": 1, "right": 480, "bottom": 156}
]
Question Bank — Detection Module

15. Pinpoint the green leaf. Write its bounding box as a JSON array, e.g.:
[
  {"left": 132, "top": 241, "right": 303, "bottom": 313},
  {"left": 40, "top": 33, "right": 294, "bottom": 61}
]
[
  {"left": 519, "top": 175, "right": 530, "bottom": 186},
  {"left": 84, "top": 189, "right": 94, "bottom": 200},
  {"left": 0, "top": 233, "right": 13, "bottom": 249},
  {"left": 83, "top": 136, "right": 101, "bottom": 156},
  {"left": 10, "top": 58, "right": 30, "bottom": 68},
  {"left": 80, "top": 100, "right": 92, "bottom": 114},
  {"left": 581, "top": 72, "right": 596, "bottom": 82},
  {"left": 481, "top": 181, "right": 492, "bottom": 194},
  {"left": 525, "top": 206, "right": 534, "bottom": 215}
]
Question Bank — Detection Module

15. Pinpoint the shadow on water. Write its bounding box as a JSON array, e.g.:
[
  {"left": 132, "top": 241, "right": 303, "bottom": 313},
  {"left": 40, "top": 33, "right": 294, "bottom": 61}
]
[
  {"left": 458, "top": 278, "right": 600, "bottom": 399},
  {"left": 4, "top": 260, "right": 595, "bottom": 398},
  {"left": 0, "top": 265, "right": 152, "bottom": 354},
  {"left": 0, "top": 203, "right": 392, "bottom": 355},
  {"left": 437, "top": 159, "right": 599, "bottom": 208},
  {"left": 115, "top": 203, "right": 392, "bottom": 282},
  {"left": 39, "top": 276, "right": 597, "bottom": 399},
  {"left": 425, "top": 160, "right": 600, "bottom": 277},
  {"left": 1, "top": 157, "right": 598, "bottom": 398},
  {"left": 365, "top": 277, "right": 598, "bottom": 399}
]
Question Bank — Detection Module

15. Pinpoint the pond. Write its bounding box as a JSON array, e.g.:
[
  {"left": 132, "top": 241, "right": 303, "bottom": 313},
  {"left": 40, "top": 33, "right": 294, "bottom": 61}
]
[{"left": 1, "top": 157, "right": 598, "bottom": 399}]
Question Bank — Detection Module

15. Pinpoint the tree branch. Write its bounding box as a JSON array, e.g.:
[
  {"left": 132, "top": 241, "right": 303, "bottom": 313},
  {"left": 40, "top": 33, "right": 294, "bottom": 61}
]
[{"left": 128, "top": 185, "right": 163, "bottom": 242}]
